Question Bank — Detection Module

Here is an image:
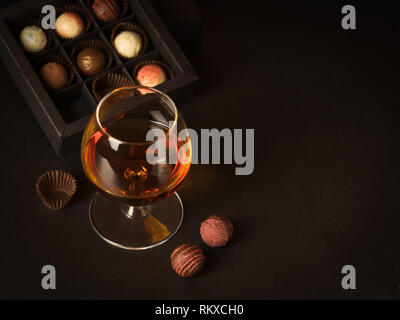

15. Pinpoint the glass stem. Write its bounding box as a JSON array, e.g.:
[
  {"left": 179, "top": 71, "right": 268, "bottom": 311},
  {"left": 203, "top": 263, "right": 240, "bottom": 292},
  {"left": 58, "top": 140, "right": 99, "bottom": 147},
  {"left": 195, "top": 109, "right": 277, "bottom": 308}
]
[{"left": 121, "top": 204, "right": 150, "bottom": 219}]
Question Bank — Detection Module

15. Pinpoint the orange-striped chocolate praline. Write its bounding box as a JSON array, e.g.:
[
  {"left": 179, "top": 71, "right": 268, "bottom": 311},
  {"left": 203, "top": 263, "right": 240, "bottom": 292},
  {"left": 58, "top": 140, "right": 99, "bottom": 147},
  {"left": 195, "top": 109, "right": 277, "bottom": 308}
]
[{"left": 170, "top": 243, "right": 205, "bottom": 278}]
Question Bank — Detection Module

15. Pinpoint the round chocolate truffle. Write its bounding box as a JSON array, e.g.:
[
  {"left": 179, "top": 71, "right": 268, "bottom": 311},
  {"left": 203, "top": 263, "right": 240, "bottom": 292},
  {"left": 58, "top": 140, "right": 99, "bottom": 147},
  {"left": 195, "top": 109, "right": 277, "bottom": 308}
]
[
  {"left": 136, "top": 64, "right": 167, "bottom": 88},
  {"left": 19, "top": 25, "right": 47, "bottom": 53},
  {"left": 113, "top": 31, "right": 142, "bottom": 58},
  {"left": 92, "top": 0, "right": 121, "bottom": 23},
  {"left": 77, "top": 47, "right": 106, "bottom": 76},
  {"left": 39, "top": 62, "right": 69, "bottom": 91},
  {"left": 200, "top": 214, "right": 234, "bottom": 247},
  {"left": 55, "top": 12, "right": 85, "bottom": 39},
  {"left": 170, "top": 243, "right": 205, "bottom": 278}
]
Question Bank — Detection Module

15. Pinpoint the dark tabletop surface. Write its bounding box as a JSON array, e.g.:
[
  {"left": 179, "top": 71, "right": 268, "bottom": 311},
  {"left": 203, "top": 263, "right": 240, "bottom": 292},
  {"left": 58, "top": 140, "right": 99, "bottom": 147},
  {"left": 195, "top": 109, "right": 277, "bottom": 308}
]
[{"left": 0, "top": 0, "right": 399, "bottom": 299}]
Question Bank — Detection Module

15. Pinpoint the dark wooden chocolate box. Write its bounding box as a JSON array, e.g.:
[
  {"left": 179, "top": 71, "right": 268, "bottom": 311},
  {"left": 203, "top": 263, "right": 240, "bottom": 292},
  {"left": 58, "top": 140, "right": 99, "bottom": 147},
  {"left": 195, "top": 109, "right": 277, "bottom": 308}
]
[{"left": 0, "top": 0, "right": 198, "bottom": 155}]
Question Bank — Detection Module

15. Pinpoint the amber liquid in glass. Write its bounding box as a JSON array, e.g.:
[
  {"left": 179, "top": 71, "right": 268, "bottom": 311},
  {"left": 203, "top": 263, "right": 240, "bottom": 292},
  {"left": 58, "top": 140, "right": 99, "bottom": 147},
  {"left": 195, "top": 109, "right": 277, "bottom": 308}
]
[{"left": 82, "top": 119, "right": 191, "bottom": 206}]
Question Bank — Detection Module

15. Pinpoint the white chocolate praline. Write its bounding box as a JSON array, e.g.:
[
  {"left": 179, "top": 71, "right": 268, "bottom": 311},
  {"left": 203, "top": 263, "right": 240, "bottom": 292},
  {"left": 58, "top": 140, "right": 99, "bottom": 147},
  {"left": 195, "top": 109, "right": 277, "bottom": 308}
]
[
  {"left": 56, "top": 12, "right": 85, "bottom": 39},
  {"left": 114, "top": 31, "right": 142, "bottom": 58},
  {"left": 20, "top": 26, "right": 47, "bottom": 53}
]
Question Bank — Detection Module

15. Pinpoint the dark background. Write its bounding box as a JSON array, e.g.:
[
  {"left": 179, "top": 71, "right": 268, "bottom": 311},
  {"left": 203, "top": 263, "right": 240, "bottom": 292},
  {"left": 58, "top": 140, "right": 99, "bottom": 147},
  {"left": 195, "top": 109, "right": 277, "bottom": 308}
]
[{"left": 0, "top": 0, "right": 399, "bottom": 299}]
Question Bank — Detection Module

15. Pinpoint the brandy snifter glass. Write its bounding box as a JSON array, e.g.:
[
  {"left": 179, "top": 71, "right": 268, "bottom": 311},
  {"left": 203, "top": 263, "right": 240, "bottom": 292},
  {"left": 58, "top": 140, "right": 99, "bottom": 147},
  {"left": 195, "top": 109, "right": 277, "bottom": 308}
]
[{"left": 81, "top": 86, "right": 191, "bottom": 250}]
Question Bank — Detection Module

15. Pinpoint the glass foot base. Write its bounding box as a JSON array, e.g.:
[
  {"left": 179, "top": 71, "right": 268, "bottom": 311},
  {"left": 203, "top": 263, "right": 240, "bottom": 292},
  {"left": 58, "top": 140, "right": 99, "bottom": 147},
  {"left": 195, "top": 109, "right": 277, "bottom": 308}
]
[{"left": 89, "top": 192, "right": 184, "bottom": 250}]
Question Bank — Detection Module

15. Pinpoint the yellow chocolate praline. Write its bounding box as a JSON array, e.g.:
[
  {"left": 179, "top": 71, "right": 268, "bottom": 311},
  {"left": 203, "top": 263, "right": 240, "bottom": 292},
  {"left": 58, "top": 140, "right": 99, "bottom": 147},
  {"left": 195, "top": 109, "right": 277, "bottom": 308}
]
[
  {"left": 55, "top": 12, "right": 85, "bottom": 39},
  {"left": 20, "top": 25, "right": 47, "bottom": 53}
]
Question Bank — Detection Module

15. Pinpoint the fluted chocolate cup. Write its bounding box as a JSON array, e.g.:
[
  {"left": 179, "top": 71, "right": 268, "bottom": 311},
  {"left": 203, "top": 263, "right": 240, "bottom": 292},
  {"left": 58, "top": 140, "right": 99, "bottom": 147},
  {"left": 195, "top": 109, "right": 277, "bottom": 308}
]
[
  {"left": 110, "top": 21, "right": 149, "bottom": 60},
  {"left": 36, "top": 170, "right": 77, "bottom": 211},
  {"left": 91, "top": 72, "right": 134, "bottom": 102},
  {"left": 71, "top": 39, "right": 114, "bottom": 78},
  {"left": 86, "top": 0, "right": 129, "bottom": 25},
  {"left": 34, "top": 53, "right": 75, "bottom": 92}
]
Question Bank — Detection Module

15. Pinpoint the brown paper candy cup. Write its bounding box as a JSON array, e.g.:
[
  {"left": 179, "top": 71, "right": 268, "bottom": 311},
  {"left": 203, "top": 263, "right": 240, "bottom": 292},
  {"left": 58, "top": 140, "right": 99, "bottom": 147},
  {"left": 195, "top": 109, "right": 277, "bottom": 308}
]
[
  {"left": 55, "top": 4, "right": 92, "bottom": 41},
  {"left": 92, "top": 72, "right": 135, "bottom": 102},
  {"left": 70, "top": 39, "right": 114, "bottom": 77},
  {"left": 87, "top": 0, "right": 129, "bottom": 25},
  {"left": 34, "top": 54, "right": 75, "bottom": 92},
  {"left": 132, "top": 59, "right": 174, "bottom": 83},
  {"left": 18, "top": 17, "right": 53, "bottom": 54},
  {"left": 36, "top": 170, "right": 77, "bottom": 211},
  {"left": 110, "top": 22, "right": 148, "bottom": 60}
]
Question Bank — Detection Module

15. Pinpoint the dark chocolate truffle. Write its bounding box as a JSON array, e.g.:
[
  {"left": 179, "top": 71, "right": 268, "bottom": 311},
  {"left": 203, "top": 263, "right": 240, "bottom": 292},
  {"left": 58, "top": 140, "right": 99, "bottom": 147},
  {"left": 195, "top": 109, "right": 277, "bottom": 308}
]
[
  {"left": 200, "top": 214, "right": 233, "bottom": 247},
  {"left": 170, "top": 243, "right": 205, "bottom": 278},
  {"left": 77, "top": 47, "right": 106, "bottom": 76},
  {"left": 20, "top": 25, "right": 47, "bottom": 53},
  {"left": 136, "top": 64, "right": 167, "bottom": 88},
  {"left": 92, "top": 0, "right": 121, "bottom": 23},
  {"left": 56, "top": 12, "right": 85, "bottom": 39},
  {"left": 39, "top": 62, "right": 69, "bottom": 91}
]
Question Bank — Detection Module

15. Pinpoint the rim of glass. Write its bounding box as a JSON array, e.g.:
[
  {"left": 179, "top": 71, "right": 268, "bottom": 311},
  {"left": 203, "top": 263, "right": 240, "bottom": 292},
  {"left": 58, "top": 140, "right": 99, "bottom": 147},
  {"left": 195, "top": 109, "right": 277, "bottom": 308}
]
[{"left": 95, "top": 85, "right": 178, "bottom": 145}]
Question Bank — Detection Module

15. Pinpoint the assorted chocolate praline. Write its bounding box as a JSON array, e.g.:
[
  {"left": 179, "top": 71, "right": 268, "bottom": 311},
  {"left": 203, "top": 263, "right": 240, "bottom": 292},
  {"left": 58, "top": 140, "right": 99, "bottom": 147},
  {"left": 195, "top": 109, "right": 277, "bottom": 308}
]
[
  {"left": 19, "top": 25, "right": 47, "bottom": 53},
  {"left": 113, "top": 31, "right": 142, "bottom": 59},
  {"left": 55, "top": 12, "right": 85, "bottom": 39},
  {"left": 76, "top": 47, "right": 106, "bottom": 76},
  {"left": 200, "top": 214, "right": 234, "bottom": 247},
  {"left": 136, "top": 64, "right": 167, "bottom": 88},
  {"left": 18, "top": 6, "right": 170, "bottom": 101},
  {"left": 39, "top": 62, "right": 69, "bottom": 91},
  {"left": 92, "top": 0, "right": 121, "bottom": 23},
  {"left": 170, "top": 243, "right": 205, "bottom": 278}
]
